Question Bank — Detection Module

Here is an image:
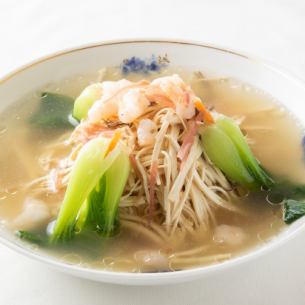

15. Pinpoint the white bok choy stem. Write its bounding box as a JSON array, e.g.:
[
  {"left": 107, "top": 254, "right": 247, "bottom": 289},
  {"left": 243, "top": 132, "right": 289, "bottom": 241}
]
[{"left": 51, "top": 137, "right": 121, "bottom": 242}]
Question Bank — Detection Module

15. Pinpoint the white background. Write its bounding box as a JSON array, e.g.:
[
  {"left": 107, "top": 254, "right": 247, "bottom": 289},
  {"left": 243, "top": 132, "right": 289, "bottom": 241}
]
[{"left": 1, "top": 0, "right": 305, "bottom": 304}]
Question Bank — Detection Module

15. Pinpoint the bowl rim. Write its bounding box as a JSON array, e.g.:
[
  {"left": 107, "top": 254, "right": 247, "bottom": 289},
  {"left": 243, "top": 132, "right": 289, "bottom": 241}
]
[{"left": 1, "top": 38, "right": 305, "bottom": 284}]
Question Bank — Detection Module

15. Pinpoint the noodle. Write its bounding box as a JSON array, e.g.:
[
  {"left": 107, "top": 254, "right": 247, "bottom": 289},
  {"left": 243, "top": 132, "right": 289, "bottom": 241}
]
[
  {"left": 169, "top": 253, "right": 231, "bottom": 269},
  {"left": 37, "top": 106, "right": 241, "bottom": 242},
  {"left": 0, "top": 70, "right": 300, "bottom": 273}
]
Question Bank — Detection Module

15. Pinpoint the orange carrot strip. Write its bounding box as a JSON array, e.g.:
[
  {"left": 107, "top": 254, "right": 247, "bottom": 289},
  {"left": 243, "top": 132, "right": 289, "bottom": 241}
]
[
  {"left": 194, "top": 99, "right": 214, "bottom": 124},
  {"left": 105, "top": 131, "right": 121, "bottom": 156}
]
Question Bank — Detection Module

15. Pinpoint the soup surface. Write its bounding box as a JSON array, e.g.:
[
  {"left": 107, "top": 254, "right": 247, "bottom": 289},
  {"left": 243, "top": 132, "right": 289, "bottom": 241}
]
[{"left": 0, "top": 66, "right": 304, "bottom": 272}]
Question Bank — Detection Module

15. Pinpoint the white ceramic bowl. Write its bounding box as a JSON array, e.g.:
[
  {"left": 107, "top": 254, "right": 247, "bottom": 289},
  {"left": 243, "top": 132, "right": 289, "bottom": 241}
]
[{"left": 1, "top": 39, "right": 305, "bottom": 285}]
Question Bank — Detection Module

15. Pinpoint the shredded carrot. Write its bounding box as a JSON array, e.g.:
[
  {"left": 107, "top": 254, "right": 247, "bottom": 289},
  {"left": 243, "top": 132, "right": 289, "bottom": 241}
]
[
  {"left": 194, "top": 99, "right": 214, "bottom": 124},
  {"left": 105, "top": 130, "right": 121, "bottom": 156}
]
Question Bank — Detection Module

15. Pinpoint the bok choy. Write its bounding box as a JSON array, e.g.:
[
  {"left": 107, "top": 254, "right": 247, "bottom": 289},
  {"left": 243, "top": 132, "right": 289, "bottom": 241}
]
[
  {"left": 73, "top": 84, "right": 102, "bottom": 121},
  {"left": 50, "top": 137, "right": 121, "bottom": 242},
  {"left": 270, "top": 183, "right": 305, "bottom": 224},
  {"left": 16, "top": 230, "right": 45, "bottom": 245},
  {"left": 200, "top": 116, "right": 305, "bottom": 224},
  {"left": 29, "top": 92, "right": 76, "bottom": 129},
  {"left": 87, "top": 149, "right": 130, "bottom": 237},
  {"left": 201, "top": 117, "right": 274, "bottom": 190},
  {"left": 283, "top": 199, "right": 305, "bottom": 224}
]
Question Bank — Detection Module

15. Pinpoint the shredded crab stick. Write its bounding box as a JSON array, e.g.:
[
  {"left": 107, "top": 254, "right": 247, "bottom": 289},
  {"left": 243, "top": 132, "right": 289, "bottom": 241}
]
[
  {"left": 176, "top": 98, "right": 214, "bottom": 163},
  {"left": 148, "top": 161, "right": 158, "bottom": 221},
  {"left": 177, "top": 112, "right": 206, "bottom": 164},
  {"left": 177, "top": 119, "right": 199, "bottom": 163}
]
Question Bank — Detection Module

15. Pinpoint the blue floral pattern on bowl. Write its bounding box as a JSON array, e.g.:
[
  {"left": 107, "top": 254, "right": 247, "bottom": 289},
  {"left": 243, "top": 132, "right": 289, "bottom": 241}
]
[{"left": 121, "top": 55, "right": 169, "bottom": 74}]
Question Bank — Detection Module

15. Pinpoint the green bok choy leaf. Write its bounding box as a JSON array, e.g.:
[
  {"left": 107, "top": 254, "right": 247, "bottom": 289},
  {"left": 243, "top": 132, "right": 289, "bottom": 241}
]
[
  {"left": 200, "top": 116, "right": 305, "bottom": 224},
  {"left": 50, "top": 137, "right": 120, "bottom": 242},
  {"left": 201, "top": 117, "right": 274, "bottom": 190},
  {"left": 269, "top": 183, "right": 305, "bottom": 224},
  {"left": 73, "top": 84, "right": 102, "bottom": 121},
  {"left": 29, "top": 92, "right": 77, "bottom": 129},
  {"left": 283, "top": 199, "right": 305, "bottom": 224},
  {"left": 87, "top": 149, "right": 130, "bottom": 237},
  {"left": 16, "top": 230, "right": 45, "bottom": 245}
]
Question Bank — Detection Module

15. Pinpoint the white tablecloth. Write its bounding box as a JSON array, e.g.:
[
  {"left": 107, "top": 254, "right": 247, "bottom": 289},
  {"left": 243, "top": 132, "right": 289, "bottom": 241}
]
[{"left": 1, "top": 0, "right": 305, "bottom": 304}]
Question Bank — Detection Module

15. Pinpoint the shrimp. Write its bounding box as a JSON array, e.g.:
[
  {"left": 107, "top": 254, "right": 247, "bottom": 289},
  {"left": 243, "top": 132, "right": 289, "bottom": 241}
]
[
  {"left": 88, "top": 79, "right": 133, "bottom": 123},
  {"left": 137, "top": 119, "right": 157, "bottom": 146},
  {"left": 13, "top": 198, "right": 51, "bottom": 230},
  {"left": 88, "top": 80, "right": 151, "bottom": 124},
  {"left": 85, "top": 75, "right": 199, "bottom": 125},
  {"left": 213, "top": 225, "right": 247, "bottom": 246},
  {"left": 151, "top": 74, "right": 195, "bottom": 119},
  {"left": 118, "top": 88, "right": 150, "bottom": 123},
  {"left": 134, "top": 250, "right": 169, "bottom": 272}
]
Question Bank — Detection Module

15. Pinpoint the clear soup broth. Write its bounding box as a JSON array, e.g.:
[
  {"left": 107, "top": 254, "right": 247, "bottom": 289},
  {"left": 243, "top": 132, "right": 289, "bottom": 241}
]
[{"left": 0, "top": 67, "right": 304, "bottom": 273}]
